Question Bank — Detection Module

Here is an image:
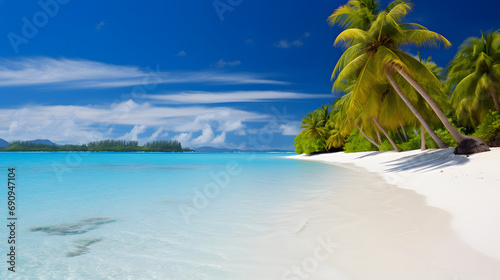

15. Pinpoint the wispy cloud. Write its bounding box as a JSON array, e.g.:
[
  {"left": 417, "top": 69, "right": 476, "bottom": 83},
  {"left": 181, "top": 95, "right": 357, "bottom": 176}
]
[
  {"left": 117, "top": 125, "right": 147, "bottom": 141},
  {"left": 273, "top": 32, "right": 310, "bottom": 49},
  {"left": 176, "top": 50, "right": 187, "bottom": 56},
  {"left": 145, "top": 91, "right": 332, "bottom": 104},
  {"left": 215, "top": 59, "right": 241, "bottom": 68},
  {"left": 0, "top": 57, "right": 289, "bottom": 89},
  {"left": 0, "top": 100, "right": 269, "bottom": 144},
  {"left": 279, "top": 122, "right": 301, "bottom": 135},
  {"left": 96, "top": 21, "right": 106, "bottom": 30}
]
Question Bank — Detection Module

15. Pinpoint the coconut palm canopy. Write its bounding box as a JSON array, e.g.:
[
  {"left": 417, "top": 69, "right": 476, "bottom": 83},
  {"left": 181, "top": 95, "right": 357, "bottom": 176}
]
[
  {"left": 332, "top": 0, "right": 453, "bottom": 149},
  {"left": 294, "top": 0, "right": 495, "bottom": 155},
  {"left": 448, "top": 31, "right": 500, "bottom": 126}
]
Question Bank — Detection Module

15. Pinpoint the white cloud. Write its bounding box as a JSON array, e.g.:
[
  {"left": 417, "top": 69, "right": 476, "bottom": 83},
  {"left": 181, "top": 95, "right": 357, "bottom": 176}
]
[
  {"left": 96, "top": 21, "right": 106, "bottom": 30},
  {"left": 235, "top": 129, "right": 247, "bottom": 136},
  {"left": 246, "top": 120, "right": 300, "bottom": 137},
  {"left": 146, "top": 91, "right": 332, "bottom": 104},
  {"left": 218, "top": 120, "right": 244, "bottom": 132},
  {"left": 172, "top": 132, "right": 192, "bottom": 145},
  {"left": 215, "top": 59, "right": 241, "bottom": 68},
  {"left": 118, "top": 125, "right": 147, "bottom": 141},
  {"left": 273, "top": 32, "right": 310, "bottom": 49},
  {"left": 211, "top": 132, "right": 226, "bottom": 146},
  {"left": 176, "top": 50, "right": 187, "bottom": 56},
  {"left": 146, "top": 127, "right": 165, "bottom": 143},
  {"left": 191, "top": 126, "right": 215, "bottom": 145},
  {"left": 274, "top": 40, "right": 302, "bottom": 48},
  {"left": 0, "top": 57, "right": 289, "bottom": 88},
  {"left": 0, "top": 100, "right": 269, "bottom": 144},
  {"left": 279, "top": 122, "right": 301, "bottom": 135}
]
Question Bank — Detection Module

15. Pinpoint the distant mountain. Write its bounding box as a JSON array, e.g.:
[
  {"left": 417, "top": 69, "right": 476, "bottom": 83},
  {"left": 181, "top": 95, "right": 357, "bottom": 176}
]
[
  {"left": 194, "top": 146, "right": 293, "bottom": 153},
  {"left": 27, "top": 139, "right": 57, "bottom": 146},
  {"left": 0, "top": 138, "right": 8, "bottom": 148}
]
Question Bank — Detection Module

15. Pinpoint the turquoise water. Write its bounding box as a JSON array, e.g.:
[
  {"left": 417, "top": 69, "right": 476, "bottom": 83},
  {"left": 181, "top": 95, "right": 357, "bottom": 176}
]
[{"left": 0, "top": 152, "right": 356, "bottom": 280}]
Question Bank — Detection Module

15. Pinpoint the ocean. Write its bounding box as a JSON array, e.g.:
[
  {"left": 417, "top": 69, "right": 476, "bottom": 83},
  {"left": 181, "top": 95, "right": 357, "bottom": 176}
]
[{"left": 0, "top": 152, "right": 369, "bottom": 280}]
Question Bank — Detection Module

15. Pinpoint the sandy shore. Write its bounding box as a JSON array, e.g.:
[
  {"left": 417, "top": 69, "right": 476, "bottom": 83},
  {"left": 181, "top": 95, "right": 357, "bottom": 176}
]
[{"left": 288, "top": 148, "right": 500, "bottom": 279}]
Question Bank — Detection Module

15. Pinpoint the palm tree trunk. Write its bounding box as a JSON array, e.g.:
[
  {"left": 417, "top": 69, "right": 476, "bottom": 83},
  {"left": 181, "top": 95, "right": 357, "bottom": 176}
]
[
  {"left": 373, "top": 117, "right": 401, "bottom": 152},
  {"left": 488, "top": 86, "right": 500, "bottom": 114},
  {"left": 392, "top": 66, "right": 467, "bottom": 142},
  {"left": 385, "top": 68, "right": 448, "bottom": 148},
  {"left": 396, "top": 128, "right": 405, "bottom": 142},
  {"left": 420, "top": 126, "right": 427, "bottom": 150},
  {"left": 399, "top": 122, "right": 408, "bottom": 142},
  {"left": 376, "top": 129, "right": 382, "bottom": 145},
  {"left": 357, "top": 125, "right": 380, "bottom": 148}
]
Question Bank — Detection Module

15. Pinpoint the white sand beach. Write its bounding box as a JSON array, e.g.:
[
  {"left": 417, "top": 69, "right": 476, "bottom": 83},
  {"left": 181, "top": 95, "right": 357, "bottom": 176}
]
[{"left": 288, "top": 148, "right": 500, "bottom": 279}]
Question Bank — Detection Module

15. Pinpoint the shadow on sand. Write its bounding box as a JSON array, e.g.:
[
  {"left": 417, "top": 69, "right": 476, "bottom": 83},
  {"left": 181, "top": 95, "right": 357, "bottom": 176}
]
[{"left": 383, "top": 148, "right": 469, "bottom": 173}]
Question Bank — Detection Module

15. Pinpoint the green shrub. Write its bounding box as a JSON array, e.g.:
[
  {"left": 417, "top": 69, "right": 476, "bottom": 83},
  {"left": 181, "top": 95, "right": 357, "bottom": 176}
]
[
  {"left": 343, "top": 130, "right": 378, "bottom": 153},
  {"left": 378, "top": 140, "right": 395, "bottom": 151},
  {"left": 399, "top": 135, "right": 421, "bottom": 151},
  {"left": 293, "top": 133, "right": 326, "bottom": 155},
  {"left": 423, "top": 128, "right": 458, "bottom": 148},
  {"left": 473, "top": 110, "right": 500, "bottom": 145}
]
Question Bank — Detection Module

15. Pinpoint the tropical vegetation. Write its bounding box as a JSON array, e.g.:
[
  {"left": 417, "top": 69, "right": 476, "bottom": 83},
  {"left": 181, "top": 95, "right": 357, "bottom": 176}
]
[{"left": 295, "top": 0, "right": 499, "bottom": 155}]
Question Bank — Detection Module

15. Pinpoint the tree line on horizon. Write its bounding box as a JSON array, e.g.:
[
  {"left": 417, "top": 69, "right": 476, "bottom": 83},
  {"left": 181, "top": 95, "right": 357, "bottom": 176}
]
[
  {"left": 0, "top": 140, "right": 192, "bottom": 152},
  {"left": 295, "top": 0, "right": 500, "bottom": 155}
]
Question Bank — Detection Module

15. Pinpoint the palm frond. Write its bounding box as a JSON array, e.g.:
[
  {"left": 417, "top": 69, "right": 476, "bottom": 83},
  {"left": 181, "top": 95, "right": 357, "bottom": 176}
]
[
  {"left": 333, "top": 52, "right": 370, "bottom": 91},
  {"left": 332, "top": 43, "right": 364, "bottom": 80},
  {"left": 334, "top": 28, "right": 371, "bottom": 47},
  {"left": 386, "top": 2, "right": 413, "bottom": 23},
  {"left": 397, "top": 29, "right": 451, "bottom": 48}
]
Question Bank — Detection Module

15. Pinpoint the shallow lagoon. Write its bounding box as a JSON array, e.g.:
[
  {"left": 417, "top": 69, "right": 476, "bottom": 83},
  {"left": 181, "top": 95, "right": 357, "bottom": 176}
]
[{"left": 0, "top": 152, "right": 360, "bottom": 279}]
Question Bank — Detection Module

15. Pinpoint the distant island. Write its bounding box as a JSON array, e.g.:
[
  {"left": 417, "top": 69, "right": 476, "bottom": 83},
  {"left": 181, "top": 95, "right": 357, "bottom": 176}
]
[
  {"left": 0, "top": 139, "right": 192, "bottom": 152},
  {"left": 0, "top": 139, "right": 293, "bottom": 153}
]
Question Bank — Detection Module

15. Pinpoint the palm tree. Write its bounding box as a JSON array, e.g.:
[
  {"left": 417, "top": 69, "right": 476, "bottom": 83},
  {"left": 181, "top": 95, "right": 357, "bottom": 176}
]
[
  {"left": 335, "top": 78, "right": 404, "bottom": 151},
  {"left": 330, "top": 0, "right": 447, "bottom": 149},
  {"left": 331, "top": 80, "right": 383, "bottom": 149},
  {"left": 318, "top": 104, "right": 331, "bottom": 124},
  {"left": 300, "top": 112, "right": 326, "bottom": 140},
  {"left": 418, "top": 53, "right": 448, "bottom": 149},
  {"left": 448, "top": 31, "right": 500, "bottom": 126},
  {"left": 331, "top": 0, "right": 489, "bottom": 154},
  {"left": 328, "top": 0, "right": 378, "bottom": 32}
]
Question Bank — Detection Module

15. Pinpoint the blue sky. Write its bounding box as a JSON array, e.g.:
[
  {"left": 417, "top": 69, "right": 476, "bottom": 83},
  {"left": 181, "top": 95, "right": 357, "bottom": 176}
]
[{"left": 0, "top": 0, "right": 498, "bottom": 150}]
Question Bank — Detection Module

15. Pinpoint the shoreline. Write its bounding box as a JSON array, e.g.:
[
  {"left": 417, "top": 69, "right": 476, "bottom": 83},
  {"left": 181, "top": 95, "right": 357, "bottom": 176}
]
[{"left": 289, "top": 147, "right": 500, "bottom": 263}]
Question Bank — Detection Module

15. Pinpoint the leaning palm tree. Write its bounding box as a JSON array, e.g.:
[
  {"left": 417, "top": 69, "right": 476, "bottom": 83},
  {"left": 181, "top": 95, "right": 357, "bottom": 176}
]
[
  {"left": 417, "top": 54, "right": 448, "bottom": 149},
  {"left": 448, "top": 31, "right": 500, "bottom": 126},
  {"left": 331, "top": 0, "right": 489, "bottom": 154},
  {"left": 331, "top": 84, "right": 383, "bottom": 149},
  {"left": 336, "top": 77, "right": 404, "bottom": 151},
  {"left": 330, "top": 0, "right": 447, "bottom": 149}
]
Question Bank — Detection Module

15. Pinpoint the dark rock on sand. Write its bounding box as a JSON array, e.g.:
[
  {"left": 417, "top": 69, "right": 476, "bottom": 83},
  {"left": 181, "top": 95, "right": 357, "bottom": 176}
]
[
  {"left": 30, "top": 218, "right": 116, "bottom": 236},
  {"left": 454, "top": 137, "right": 490, "bottom": 155},
  {"left": 66, "top": 238, "right": 103, "bottom": 257}
]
